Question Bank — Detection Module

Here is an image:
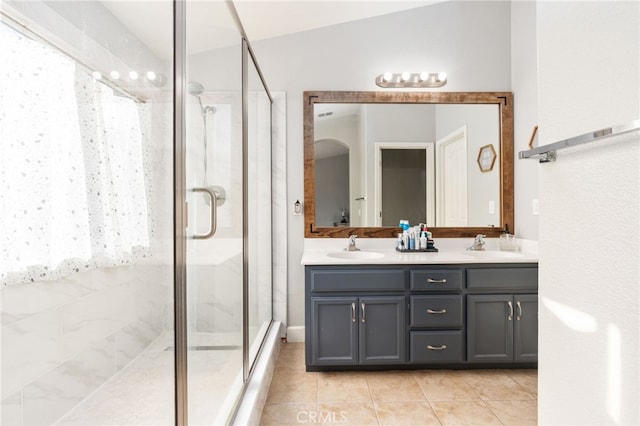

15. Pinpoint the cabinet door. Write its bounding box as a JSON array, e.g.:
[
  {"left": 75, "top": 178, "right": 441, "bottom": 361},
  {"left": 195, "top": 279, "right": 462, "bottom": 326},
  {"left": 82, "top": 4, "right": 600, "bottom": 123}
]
[
  {"left": 514, "top": 294, "right": 538, "bottom": 362},
  {"left": 359, "top": 296, "right": 406, "bottom": 364},
  {"left": 467, "top": 294, "right": 514, "bottom": 363},
  {"left": 310, "top": 297, "right": 358, "bottom": 365}
]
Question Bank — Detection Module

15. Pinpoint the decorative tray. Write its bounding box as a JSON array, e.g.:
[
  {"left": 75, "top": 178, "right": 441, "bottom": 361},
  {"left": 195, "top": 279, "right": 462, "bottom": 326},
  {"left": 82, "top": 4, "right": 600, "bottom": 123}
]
[{"left": 395, "top": 247, "right": 438, "bottom": 253}]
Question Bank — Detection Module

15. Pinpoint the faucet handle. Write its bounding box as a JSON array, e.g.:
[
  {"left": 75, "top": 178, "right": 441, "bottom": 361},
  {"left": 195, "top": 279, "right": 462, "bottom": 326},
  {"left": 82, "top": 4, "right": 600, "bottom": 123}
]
[{"left": 346, "top": 235, "right": 360, "bottom": 251}]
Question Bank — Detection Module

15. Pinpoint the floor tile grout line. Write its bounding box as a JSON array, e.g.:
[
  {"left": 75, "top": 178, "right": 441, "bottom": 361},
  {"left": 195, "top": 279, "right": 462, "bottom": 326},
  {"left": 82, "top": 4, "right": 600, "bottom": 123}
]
[
  {"left": 364, "top": 373, "right": 382, "bottom": 425},
  {"left": 483, "top": 400, "right": 509, "bottom": 426},
  {"left": 411, "top": 371, "right": 445, "bottom": 426}
]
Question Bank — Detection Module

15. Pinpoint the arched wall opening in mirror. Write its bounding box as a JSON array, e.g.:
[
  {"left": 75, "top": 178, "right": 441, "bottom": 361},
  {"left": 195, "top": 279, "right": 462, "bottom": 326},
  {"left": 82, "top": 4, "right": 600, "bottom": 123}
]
[{"left": 304, "top": 91, "right": 514, "bottom": 238}]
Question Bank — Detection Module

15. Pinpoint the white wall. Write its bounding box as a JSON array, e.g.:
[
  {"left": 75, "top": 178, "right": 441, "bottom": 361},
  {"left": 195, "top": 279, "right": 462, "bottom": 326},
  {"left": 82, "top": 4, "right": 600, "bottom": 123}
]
[
  {"left": 511, "top": 1, "right": 539, "bottom": 240},
  {"left": 536, "top": 2, "right": 639, "bottom": 424},
  {"left": 250, "top": 1, "right": 516, "bottom": 331}
]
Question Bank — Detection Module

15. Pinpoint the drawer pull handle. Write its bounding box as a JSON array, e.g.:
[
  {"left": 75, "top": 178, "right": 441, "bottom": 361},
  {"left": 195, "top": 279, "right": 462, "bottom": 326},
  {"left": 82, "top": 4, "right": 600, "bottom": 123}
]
[
  {"left": 351, "top": 302, "right": 356, "bottom": 323},
  {"left": 427, "top": 278, "right": 447, "bottom": 284},
  {"left": 427, "top": 344, "right": 447, "bottom": 351},
  {"left": 361, "top": 303, "right": 366, "bottom": 323},
  {"left": 516, "top": 301, "right": 522, "bottom": 321},
  {"left": 507, "top": 301, "right": 514, "bottom": 321},
  {"left": 427, "top": 309, "right": 447, "bottom": 314}
]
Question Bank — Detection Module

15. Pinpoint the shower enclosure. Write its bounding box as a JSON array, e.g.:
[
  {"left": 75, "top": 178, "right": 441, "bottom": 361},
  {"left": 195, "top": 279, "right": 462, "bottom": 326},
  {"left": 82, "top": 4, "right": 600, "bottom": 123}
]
[{"left": 1, "top": 1, "right": 273, "bottom": 424}]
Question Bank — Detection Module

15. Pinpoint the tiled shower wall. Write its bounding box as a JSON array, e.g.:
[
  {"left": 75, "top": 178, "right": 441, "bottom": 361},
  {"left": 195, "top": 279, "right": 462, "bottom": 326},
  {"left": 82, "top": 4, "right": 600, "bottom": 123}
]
[{"left": 1, "top": 263, "right": 171, "bottom": 425}]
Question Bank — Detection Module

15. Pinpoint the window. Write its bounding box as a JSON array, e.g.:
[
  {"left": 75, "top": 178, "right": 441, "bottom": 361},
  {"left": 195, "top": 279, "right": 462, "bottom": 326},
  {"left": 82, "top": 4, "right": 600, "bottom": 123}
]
[{"left": 0, "top": 21, "right": 150, "bottom": 285}]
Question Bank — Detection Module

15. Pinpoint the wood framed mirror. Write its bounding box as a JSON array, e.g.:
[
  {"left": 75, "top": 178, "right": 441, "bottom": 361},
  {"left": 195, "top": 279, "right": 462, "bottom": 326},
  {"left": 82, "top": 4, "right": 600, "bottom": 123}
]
[{"left": 304, "top": 91, "right": 513, "bottom": 238}]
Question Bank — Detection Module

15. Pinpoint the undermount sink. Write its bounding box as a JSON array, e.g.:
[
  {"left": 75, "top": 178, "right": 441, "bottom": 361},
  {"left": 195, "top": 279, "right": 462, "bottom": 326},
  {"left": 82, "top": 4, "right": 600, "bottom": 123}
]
[
  {"left": 463, "top": 250, "right": 523, "bottom": 259},
  {"left": 326, "top": 250, "right": 385, "bottom": 260}
]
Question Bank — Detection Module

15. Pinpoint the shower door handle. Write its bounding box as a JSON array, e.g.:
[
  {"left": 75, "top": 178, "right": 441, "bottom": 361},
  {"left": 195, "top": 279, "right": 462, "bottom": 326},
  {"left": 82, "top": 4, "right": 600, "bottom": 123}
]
[{"left": 192, "top": 187, "right": 218, "bottom": 239}]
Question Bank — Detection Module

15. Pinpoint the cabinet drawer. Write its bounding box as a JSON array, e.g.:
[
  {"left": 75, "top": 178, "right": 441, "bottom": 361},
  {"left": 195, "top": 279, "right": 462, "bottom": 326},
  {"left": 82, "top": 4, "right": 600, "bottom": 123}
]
[
  {"left": 410, "top": 331, "right": 463, "bottom": 363},
  {"left": 466, "top": 267, "right": 538, "bottom": 291},
  {"left": 410, "top": 296, "right": 463, "bottom": 328},
  {"left": 410, "top": 269, "right": 462, "bottom": 291},
  {"left": 309, "top": 269, "right": 405, "bottom": 292}
]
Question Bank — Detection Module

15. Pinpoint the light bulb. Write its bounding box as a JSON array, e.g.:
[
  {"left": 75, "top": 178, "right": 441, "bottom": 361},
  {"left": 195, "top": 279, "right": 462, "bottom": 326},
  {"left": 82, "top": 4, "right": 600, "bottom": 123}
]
[
  {"left": 382, "top": 72, "right": 393, "bottom": 82},
  {"left": 91, "top": 71, "right": 102, "bottom": 80},
  {"left": 419, "top": 72, "right": 429, "bottom": 82},
  {"left": 129, "top": 70, "right": 139, "bottom": 80},
  {"left": 437, "top": 72, "right": 447, "bottom": 82},
  {"left": 110, "top": 70, "right": 120, "bottom": 80},
  {"left": 146, "top": 71, "right": 157, "bottom": 81},
  {"left": 401, "top": 72, "right": 410, "bottom": 82}
]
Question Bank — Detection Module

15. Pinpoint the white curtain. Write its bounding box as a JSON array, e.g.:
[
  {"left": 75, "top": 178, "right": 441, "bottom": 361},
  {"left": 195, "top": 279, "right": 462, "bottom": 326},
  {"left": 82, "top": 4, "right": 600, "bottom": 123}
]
[{"left": 0, "top": 21, "right": 150, "bottom": 286}]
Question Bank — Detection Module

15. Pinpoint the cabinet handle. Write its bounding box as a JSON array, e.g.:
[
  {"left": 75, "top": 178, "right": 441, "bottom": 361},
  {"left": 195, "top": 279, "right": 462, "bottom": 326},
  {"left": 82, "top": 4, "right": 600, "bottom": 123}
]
[
  {"left": 351, "top": 302, "right": 356, "bottom": 323},
  {"left": 427, "top": 345, "right": 447, "bottom": 351},
  {"left": 361, "top": 303, "right": 366, "bottom": 323},
  {"left": 507, "top": 301, "right": 514, "bottom": 321},
  {"left": 427, "top": 309, "right": 447, "bottom": 314},
  {"left": 427, "top": 278, "right": 447, "bottom": 284},
  {"left": 516, "top": 301, "right": 522, "bottom": 321}
]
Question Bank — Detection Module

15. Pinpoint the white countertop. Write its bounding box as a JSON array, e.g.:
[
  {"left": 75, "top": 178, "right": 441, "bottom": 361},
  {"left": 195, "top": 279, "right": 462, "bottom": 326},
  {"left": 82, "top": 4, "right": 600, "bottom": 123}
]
[{"left": 301, "top": 238, "right": 538, "bottom": 265}]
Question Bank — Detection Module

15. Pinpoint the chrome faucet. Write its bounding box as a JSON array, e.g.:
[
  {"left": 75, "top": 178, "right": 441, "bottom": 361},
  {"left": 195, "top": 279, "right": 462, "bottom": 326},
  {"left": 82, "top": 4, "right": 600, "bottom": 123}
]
[
  {"left": 468, "top": 234, "right": 486, "bottom": 251},
  {"left": 345, "top": 235, "right": 360, "bottom": 251}
]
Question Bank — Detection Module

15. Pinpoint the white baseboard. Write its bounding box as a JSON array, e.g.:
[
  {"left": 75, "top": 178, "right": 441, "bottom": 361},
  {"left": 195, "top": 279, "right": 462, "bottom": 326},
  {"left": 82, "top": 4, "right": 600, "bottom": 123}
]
[{"left": 285, "top": 326, "right": 305, "bottom": 343}]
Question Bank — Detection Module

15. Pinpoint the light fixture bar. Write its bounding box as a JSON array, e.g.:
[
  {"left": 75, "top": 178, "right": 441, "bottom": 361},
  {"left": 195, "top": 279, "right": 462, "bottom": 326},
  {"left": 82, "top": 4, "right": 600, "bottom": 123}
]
[{"left": 376, "top": 72, "right": 447, "bottom": 88}]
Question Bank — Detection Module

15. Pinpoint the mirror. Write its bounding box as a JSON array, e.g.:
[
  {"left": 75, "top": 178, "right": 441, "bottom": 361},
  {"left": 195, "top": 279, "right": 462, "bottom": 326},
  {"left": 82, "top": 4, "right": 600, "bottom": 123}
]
[{"left": 304, "top": 91, "right": 513, "bottom": 238}]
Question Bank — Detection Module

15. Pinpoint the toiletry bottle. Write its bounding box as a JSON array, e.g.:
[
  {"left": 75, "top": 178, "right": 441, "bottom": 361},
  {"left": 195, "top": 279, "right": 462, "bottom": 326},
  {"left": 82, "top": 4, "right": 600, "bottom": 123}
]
[
  {"left": 419, "top": 231, "right": 427, "bottom": 250},
  {"left": 408, "top": 230, "right": 415, "bottom": 250},
  {"left": 396, "top": 233, "right": 403, "bottom": 250}
]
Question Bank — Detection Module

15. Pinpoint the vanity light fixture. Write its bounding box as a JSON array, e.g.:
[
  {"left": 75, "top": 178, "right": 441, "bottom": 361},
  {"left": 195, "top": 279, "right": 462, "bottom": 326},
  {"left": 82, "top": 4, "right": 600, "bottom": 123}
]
[{"left": 376, "top": 71, "right": 447, "bottom": 88}]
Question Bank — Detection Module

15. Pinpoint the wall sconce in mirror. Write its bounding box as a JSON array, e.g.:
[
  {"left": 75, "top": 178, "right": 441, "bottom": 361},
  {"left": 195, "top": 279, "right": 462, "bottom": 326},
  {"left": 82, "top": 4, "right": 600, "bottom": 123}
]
[{"left": 376, "top": 71, "right": 447, "bottom": 88}]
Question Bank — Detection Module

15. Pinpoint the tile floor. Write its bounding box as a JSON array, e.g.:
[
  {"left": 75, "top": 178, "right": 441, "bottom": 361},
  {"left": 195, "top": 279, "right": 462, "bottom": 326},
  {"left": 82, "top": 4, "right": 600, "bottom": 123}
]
[{"left": 260, "top": 343, "right": 537, "bottom": 425}]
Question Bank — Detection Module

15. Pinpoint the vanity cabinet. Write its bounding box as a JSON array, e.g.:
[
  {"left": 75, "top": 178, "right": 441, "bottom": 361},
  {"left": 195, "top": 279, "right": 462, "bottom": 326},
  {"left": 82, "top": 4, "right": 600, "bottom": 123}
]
[
  {"left": 310, "top": 296, "right": 405, "bottom": 365},
  {"left": 409, "top": 268, "right": 465, "bottom": 364},
  {"left": 466, "top": 267, "right": 538, "bottom": 363},
  {"left": 306, "top": 267, "right": 406, "bottom": 367},
  {"left": 305, "top": 263, "right": 538, "bottom": 371}
]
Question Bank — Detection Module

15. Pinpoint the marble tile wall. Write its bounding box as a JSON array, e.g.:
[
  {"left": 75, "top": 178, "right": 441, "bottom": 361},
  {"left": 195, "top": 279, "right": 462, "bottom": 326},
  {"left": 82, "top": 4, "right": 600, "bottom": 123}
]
[
  {"left": 271, "top": 92, "right": 288, "bottom": 332},
  {"left": 191, "top": 253, "right": 243, "bottom": 334},
  {"left": 1, "top": 263, "right": 170, "bottom": 425}
]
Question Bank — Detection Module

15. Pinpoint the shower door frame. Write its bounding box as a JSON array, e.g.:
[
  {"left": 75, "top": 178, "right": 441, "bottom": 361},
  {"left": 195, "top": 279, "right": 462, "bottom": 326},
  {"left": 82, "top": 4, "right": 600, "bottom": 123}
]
[
  {"left": 173, "top": 1, "right": 188, "bottom": 424},
  {"left": 173, "top": 2, "right": 274, "bottom": 424}
]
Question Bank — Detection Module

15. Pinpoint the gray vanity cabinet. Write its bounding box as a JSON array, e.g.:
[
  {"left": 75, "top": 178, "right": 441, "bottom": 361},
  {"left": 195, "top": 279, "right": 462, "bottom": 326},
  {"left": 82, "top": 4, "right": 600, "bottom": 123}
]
[
  {"left": 306, "top": 267, "right": 406, "bottom": 367},
  {"left": 309, "top": 296, "right": 406, "bottom": 365},
  {"left": 305, "top": 263, "right": 538, "bottom": 370},
  {"left": 309, "top": 297, "right": 358, "bottom": 365},
  {"left": 311, "top": 296, "right": 406, "bottom": 365},
  {"left": 514, "top": 294, "right": 538, "bottom": 362},
  {"left": 409, "top": 268, "right": 465, "bottom": 364},
  {"left": 466, "top": 267, "right": 538, "bottom": 363}
]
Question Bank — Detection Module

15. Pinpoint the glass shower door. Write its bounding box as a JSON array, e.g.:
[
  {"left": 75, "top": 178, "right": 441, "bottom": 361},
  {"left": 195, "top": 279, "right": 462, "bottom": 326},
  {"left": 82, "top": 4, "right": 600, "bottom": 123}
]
[{"left": 184, "top": 2, "right": 244, "bottom": 424}]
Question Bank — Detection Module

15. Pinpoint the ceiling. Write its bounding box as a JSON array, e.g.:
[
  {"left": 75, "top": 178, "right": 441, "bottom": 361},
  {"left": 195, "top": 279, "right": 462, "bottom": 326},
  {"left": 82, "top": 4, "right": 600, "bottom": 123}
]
[
  {"left": 234, "top": 1, "right": 440, "bottom": 42},
  {"left": 103, "top": 0, "right": 440, "bottom": 60}
]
